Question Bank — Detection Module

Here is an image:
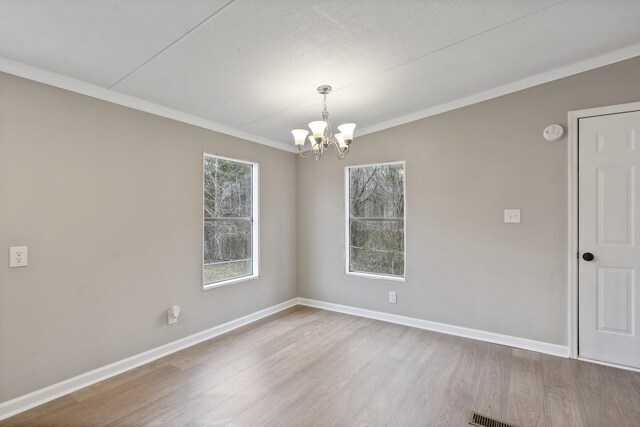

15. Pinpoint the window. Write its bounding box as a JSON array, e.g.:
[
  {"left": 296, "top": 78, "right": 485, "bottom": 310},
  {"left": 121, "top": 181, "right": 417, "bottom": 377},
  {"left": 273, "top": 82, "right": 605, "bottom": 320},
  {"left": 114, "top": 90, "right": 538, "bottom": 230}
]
[
  {"left": 346, "top": 162, "right": 405, "bottom": 280},
  {"left": 203, "top": 154, "right": 258, "bottom": 288}
]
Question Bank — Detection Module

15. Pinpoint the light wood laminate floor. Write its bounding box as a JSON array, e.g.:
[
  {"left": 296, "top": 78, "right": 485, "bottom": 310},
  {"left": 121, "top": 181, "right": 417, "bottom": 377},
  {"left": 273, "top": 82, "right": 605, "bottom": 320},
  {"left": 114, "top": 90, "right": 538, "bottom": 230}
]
[{"left": 3, "top": 306, "right": 640, "bottom": 426}]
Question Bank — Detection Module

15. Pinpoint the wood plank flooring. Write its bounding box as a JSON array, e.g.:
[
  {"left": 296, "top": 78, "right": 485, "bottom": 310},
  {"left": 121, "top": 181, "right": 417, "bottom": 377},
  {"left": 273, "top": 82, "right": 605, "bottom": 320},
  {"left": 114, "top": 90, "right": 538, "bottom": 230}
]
[{"left": 3, "top": 306, "right": 640, "bottom": 426}]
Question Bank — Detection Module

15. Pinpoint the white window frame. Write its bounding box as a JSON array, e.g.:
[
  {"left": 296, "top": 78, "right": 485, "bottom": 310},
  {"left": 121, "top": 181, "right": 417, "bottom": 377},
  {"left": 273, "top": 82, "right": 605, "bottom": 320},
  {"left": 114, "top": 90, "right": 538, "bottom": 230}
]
[
  {"left": 344, "top": 161, "right": 406, "bottom": 282},
  {"left": 202, "top": 153, "right": 259, "bottom": 290}
]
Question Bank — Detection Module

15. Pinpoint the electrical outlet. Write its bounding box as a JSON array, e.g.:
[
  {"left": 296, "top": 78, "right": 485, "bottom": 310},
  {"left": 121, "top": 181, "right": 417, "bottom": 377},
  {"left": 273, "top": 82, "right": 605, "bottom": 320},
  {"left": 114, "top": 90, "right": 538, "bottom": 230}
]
[
  {"left": 167, "top": 305, "right": 181, "bottom": 325},
  {"left": 389, "top": 291, "right": 397, "bottom": 304},
  {"left": 10, "top": 246, "right": 28, "bottom": 268},
  {"left": 168, "top": 312, "right": 178, "bottom": 325}
]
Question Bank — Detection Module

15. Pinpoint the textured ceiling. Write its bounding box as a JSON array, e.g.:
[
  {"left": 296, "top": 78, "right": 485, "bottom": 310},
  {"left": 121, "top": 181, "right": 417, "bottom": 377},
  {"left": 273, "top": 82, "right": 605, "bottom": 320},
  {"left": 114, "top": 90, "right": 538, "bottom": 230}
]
[{"left": 1, "top": 0, "right": 640, "bottom": 149}]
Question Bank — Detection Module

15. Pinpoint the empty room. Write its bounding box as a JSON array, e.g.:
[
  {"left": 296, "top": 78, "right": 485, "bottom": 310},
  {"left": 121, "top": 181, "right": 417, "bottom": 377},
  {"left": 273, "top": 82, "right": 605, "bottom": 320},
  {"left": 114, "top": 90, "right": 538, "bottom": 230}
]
[{"left": 2, "top": 1, "right": 640, "bottom": 426}]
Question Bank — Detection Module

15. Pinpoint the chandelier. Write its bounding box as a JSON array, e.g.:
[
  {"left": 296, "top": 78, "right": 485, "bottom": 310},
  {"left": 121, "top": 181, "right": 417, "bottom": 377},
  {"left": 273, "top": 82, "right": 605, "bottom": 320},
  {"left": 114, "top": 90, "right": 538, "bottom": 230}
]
[{"left": 291, "top": 85, "right": 356, "bottom": 160}]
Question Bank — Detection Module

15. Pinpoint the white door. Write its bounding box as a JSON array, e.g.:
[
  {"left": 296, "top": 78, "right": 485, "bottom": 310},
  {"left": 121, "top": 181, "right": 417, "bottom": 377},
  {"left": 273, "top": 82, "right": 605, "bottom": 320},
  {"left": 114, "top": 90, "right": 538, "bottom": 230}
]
[{"left": 579, "top": 110, "right": 640, "bottom": 368}]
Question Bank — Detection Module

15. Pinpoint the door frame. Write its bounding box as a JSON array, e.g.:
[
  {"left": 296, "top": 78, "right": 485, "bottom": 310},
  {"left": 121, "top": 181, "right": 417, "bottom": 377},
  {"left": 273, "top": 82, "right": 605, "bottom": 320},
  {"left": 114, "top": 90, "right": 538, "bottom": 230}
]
[{"left": 567, "top": 101, "right": 640, "bottom": 361}]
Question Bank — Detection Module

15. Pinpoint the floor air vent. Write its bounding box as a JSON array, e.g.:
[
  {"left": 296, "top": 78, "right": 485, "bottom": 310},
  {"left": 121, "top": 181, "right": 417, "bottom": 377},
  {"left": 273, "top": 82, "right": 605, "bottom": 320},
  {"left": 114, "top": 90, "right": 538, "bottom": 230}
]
[{"left": 469, "top": 411, "right": 518, "bottom": 427}]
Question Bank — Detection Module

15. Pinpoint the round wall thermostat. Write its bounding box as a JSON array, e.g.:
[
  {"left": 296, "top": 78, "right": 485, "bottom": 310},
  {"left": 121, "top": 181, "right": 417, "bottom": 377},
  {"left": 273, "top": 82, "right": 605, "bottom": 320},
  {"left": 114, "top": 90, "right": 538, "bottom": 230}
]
[{"left": 543, "top": 124, "right": 564, "bottom": 141}]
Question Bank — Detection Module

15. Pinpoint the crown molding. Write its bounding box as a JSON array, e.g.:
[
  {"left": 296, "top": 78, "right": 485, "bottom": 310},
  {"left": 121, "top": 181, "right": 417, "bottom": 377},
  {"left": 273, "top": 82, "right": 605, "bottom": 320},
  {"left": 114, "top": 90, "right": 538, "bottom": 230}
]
[
  {"left": 3, "top": 42, "right": 640, "bottom": 150},
  {"left": 0, "top": 56, "right": 297, "bottom": 153},
  {"left": 357, "top": 43, "right": 640, "bottom": 137}
]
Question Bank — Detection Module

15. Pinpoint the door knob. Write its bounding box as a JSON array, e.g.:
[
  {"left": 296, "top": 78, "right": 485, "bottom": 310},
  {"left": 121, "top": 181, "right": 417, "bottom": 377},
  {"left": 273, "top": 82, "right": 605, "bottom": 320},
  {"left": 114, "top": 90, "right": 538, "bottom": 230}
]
[{"left": 582, "top": 252, "right": 595, "bottom": 261}]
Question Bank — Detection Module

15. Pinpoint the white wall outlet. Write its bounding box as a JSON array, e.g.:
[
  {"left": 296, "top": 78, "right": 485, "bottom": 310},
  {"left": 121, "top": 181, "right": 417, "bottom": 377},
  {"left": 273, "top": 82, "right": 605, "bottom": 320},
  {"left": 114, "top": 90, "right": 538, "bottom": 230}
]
[
  {"left": 167, "top": 305, "right": 181, "bottom": 325},
  {"left": 389, "top": 291, "right": 397, "bottom": 304},
  {"left": 504, "top": 209, "right": 521, "bottom": 224},
  {"left": 10, "top": 246, "right": 28, "bottom": 268}
]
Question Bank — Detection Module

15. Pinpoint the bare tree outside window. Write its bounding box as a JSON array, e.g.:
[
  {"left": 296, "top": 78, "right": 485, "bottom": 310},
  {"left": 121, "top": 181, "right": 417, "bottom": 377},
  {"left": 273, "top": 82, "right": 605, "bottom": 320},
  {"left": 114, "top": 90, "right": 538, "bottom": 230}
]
[
  {"left": 203, "top": 155, "right": 256, "bottom": 285},
  {"left": 348, "top": 162, "right": 405, "bottom": 278}
]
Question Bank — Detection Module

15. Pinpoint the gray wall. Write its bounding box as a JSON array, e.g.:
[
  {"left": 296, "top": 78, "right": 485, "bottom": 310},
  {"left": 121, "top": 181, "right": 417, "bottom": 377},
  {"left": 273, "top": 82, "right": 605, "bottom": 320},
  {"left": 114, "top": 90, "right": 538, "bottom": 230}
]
[
  {"left": 3, "top": 56, "right": 640, "bottom": 404},
  {"left": 297, "top": 56, "right": 640, "bottom": 346},
  {"left": 0, "top": 73, "right": 297, "bottom": 402}
]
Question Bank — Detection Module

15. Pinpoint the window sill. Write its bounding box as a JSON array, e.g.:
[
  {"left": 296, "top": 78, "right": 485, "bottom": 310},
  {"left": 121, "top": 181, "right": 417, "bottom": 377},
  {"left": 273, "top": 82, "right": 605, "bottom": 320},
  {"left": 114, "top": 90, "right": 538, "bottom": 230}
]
[
  {"left": 202, "top": 274, "right": 259, "bottom": 291},
  {"left": 346, "top": 271, "right": 406, "bottom": 282}
]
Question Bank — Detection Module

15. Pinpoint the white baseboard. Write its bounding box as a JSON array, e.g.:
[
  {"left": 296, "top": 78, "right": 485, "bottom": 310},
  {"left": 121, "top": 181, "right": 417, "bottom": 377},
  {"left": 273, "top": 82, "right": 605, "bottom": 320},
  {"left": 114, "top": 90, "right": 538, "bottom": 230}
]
[
  {"left": 0, "top": 296, "right": 572, "bottom": 421},
  {"left": 297, "top": 298, "right": 569, "bottom": 358},
  {"left": 0, "top": 298, "right": 298, "bottom": 422},
  {"left": 577, "top": 357, "right": 640, "bottom": 373}
]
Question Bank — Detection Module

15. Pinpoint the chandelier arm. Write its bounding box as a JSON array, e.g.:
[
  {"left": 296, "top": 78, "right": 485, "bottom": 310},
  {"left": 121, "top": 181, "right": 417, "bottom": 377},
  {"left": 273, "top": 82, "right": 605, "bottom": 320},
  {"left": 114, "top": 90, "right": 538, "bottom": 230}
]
[
  {"left": 327, "top": 141, "right": 349, "bottom": 159},
  {"left": 298, "top": 148, "right": 313, "bottom": 158}
]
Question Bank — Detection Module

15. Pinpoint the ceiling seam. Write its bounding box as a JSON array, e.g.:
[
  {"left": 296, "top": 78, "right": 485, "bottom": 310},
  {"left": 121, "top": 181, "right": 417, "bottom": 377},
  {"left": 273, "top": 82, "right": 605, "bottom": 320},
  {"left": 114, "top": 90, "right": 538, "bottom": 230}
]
[
  {"left": 236, "top": 0, "right": 568, "bottom": 129},
  {"left": 330, "top": 0, "right": 569, "bottom": 94},
  {"left": 108, "top": 0, "right": 238, "bottom": 89}
]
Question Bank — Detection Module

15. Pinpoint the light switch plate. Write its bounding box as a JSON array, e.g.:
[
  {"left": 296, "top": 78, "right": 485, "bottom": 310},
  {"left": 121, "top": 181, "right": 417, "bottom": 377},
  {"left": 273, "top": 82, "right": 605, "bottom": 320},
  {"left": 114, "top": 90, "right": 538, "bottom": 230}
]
[
  {"left": 504, "top": 209, "right": 521, "bottom": 224},
  {"left": 10, "top": 246, "right": 28, "bottom": 268}
]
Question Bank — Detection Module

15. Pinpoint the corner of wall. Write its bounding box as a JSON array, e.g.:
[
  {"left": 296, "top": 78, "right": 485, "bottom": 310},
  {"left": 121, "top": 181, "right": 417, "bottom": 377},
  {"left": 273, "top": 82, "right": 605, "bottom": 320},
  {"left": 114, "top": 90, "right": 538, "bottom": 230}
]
[{"left": 294, "top": 154, "right": 303, "bottom": 297}]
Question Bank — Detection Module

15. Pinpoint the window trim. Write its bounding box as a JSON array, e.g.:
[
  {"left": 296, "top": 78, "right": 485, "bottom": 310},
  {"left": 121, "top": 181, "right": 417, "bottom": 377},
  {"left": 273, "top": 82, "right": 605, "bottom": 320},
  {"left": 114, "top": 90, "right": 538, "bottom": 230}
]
[
  {"left": 202, "top": 152, "right": 260, "bottom": 290},
  {"left": 344, "top": 161, "right": 407, "bottom": 282}
]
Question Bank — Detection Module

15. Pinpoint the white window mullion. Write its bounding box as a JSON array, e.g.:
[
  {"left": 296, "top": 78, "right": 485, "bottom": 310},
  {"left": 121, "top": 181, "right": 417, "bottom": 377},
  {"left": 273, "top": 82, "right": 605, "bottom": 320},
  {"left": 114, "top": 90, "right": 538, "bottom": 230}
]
[
  {"left": 203, "top": 153, "right": 259, "bottom": 289},
  {"left": 345, "top": 161, "right": 406, "bottom": 281}
]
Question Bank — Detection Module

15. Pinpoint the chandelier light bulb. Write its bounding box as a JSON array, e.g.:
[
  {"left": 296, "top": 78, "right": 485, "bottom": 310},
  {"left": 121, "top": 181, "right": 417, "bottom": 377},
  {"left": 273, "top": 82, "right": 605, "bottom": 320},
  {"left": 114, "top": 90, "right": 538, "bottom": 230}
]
[
  {"left": 335, "top": 133, "right": 347, "bottom": 149},
  {"left": 308, "top": 136, "right": 320, "bottom": 152},
  {"left": 337, "top": 123, "right": 356, "bottom": 143},
  {"left": 291, "top": 129, "right": 309, "bottom": 146},
  {"left": 308, "top": 121, "right": 327, "bottom": 140}
]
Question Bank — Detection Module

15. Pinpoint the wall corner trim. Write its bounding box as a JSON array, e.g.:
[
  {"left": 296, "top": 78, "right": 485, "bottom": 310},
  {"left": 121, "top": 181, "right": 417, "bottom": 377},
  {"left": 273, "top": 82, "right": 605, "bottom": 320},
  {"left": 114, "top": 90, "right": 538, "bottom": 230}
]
[
  {"left": 0, "top": 298, "right": 299, "bottom": 422},
  {"left": 297, "top": 298, "right": 569, "bottom": 358}
]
